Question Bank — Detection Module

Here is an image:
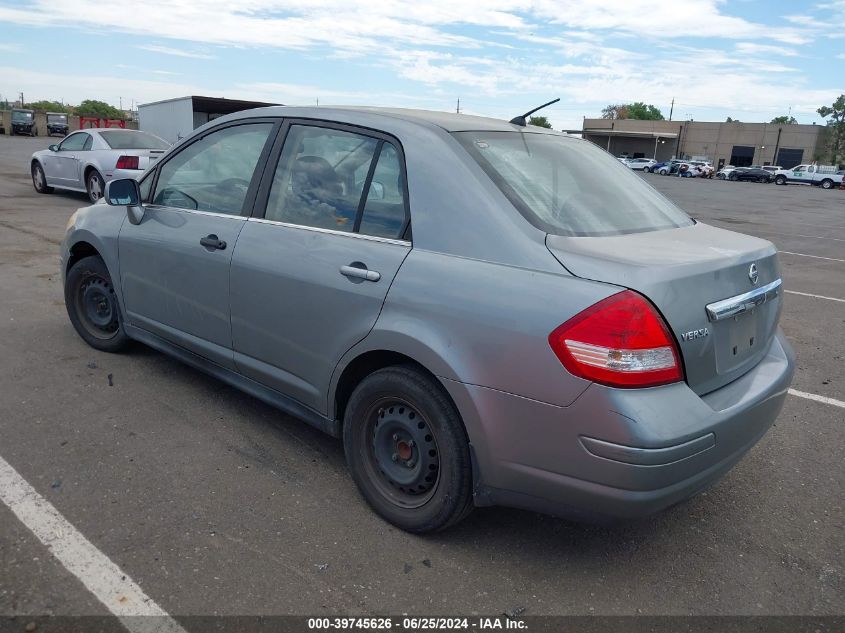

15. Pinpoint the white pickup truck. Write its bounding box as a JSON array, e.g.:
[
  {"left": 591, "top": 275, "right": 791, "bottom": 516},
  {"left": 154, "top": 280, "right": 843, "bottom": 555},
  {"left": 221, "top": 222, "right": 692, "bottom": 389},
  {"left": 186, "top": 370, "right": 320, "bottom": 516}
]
[{"left": 773, "top": 164, "right": 844, "bottom": 189}]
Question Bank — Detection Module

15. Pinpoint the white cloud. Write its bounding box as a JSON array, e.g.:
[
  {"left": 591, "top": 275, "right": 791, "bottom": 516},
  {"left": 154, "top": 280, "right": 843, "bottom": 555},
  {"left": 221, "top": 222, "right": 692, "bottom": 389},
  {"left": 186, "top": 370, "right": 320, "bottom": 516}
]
[
  {"left": 136, "top": 44, "right": 216, "bottom": 59},
  {"left": 735, "top": 42, "right": 798, "bottom": 56}
]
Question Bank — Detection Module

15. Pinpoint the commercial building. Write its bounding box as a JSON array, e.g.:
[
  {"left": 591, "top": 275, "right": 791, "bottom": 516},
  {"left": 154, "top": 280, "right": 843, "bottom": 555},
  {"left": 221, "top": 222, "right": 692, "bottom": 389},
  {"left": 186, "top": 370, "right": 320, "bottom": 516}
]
[
  {"left": 138, "top": 96, "right": 278, "bottom": 144},
  {"left": 581, "top": 118, "right": 828, "bottom": 169}
]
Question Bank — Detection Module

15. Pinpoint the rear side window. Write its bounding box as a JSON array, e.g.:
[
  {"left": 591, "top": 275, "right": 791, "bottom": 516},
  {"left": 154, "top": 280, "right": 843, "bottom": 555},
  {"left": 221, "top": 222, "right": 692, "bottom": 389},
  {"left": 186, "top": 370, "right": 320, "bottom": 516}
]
[
  {"left": 454, "top": 132, "right": 693, "bottom": 237},
  {"left": 152, "top": 123, "right": 273, "bottom": 215},
  {"left": 100, "top": 130, "right": 169, "bottom": 150},
  {"left": 266, "top": 124, "right": 408, "bottom": 239}
]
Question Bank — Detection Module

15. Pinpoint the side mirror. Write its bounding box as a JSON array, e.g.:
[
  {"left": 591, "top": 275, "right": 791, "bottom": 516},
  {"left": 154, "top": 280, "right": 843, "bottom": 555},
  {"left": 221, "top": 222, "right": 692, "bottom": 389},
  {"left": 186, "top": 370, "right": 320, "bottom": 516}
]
[
  {"left": 104, "top": 178, "right": 144, "bottom": 224},
  {"left": 49, "top": 144, "right": 59, "bottom": 152}
]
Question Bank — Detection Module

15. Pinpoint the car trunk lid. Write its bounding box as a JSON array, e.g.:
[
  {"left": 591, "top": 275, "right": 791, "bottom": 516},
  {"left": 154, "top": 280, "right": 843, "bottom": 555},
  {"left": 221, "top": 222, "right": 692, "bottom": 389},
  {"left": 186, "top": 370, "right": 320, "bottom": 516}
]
[{"left": 546, "top": 222, "right": 782, "bottom": 395}]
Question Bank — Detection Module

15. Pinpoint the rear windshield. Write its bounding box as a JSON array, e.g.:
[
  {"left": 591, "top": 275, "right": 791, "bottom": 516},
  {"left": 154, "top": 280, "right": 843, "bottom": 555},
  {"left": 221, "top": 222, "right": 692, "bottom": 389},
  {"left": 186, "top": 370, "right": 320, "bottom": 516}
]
[
  {"left": 100, "top": 130, "right": 169, "bottom": 150},
  {"left": 454, "top": 131, "right": 693, "bottom": 237}
]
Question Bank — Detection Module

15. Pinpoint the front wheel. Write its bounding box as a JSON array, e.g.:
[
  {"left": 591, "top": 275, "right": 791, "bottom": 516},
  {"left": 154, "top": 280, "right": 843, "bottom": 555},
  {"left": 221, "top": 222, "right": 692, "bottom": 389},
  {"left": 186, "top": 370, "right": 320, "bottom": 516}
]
[
  {"left": 729, "top": 174, "right": 738, "bottom": 181},
  {"left": 31, "top": 162, "right": 53, "bottom": 194},
  {"left": 64, "top": 255, "right": 131, "bottom": 353},
  {"left": 86, "top": 170, "right": 105, "bottom": 203},
  {"left": 343, "top": 366, "right": 474, "bottom": 533}
]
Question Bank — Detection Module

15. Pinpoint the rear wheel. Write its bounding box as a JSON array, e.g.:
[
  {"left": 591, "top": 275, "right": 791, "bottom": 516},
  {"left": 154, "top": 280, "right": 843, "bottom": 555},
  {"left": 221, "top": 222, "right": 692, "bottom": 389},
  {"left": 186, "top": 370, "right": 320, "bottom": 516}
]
[
  {"left": 64, "top": 255, "right": 131, "bottom": 353},
  {"left": 86, "top": 170, "right": 105, "bottom": 204},
  {"left": 820, "top": 179, "right": 833, "bottom": 190},
  {"left": 775, "top": 175, "right": 787, "bottom": 185},
  {"left": 343, "top": 366, "right": 473, "bottom": 533},
  {"left": 31, "top": 162, "right": 53, "bottom": 194}
]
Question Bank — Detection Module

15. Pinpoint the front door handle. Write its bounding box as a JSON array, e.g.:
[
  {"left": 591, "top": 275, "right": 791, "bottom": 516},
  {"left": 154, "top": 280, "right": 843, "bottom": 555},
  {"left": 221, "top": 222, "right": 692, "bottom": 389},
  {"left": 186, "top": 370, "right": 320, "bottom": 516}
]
[
  {"left": 340, "top": 264, "right": 381, "bottom": 282},
  {"left": 200, "top": 234, "right": 227, "bottom": 250}
]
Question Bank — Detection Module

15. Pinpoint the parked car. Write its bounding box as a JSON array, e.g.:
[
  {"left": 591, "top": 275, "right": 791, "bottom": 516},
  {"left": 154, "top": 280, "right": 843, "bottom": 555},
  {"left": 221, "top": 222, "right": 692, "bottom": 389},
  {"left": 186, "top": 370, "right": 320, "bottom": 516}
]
[
  {"left": 10, "top": 108, "right": 36, "bottom": 136},
  {"left": 658, "top": 160, "right": 686, "bottom": 175},
  {"left": 729, "top": 167, "right": 773, "bottom": 183},
  {"left": 761, "top": 165, "right": 782, "bottom": 173},
  {"left": 688, "top": 161, "right": 714, "bottom": 178},
  {"left": 46, "top": 112, "right": 69, "bottom": 136},
  {"left": 648, "top": 161, "right": 668, "bottom": 174},
  {"left": 60, "top": 107, "right": 794, "bottom": 532},
  {"left": 30, "top": 128, "right": 170, "bottom": 203},
  {"left": 773, "top": 164, "right": 844, "bottom": 189},
  {"left": 626, "top": 158, "right": 657, "bottom": 171},
  {"left": 716, "top": 165, "right": 738, "bottom": 179}
]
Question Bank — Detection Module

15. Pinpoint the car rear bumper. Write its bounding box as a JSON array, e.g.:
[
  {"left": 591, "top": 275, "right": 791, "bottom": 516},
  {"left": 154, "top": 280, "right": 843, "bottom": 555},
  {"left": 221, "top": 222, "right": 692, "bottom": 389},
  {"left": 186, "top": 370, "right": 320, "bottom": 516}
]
[{"left": 443, "top": 329, "right": 795, "bottom": 522}]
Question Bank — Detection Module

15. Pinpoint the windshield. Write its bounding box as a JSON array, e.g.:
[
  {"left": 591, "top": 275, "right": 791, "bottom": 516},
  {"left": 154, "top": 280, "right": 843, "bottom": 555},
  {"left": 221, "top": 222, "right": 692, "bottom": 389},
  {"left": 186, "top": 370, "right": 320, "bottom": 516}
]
[
  {"left": 12, "top": 111, "right": 33, "bottom": 121},
  {"left": 100, "top": 130, "right": 169, "bottom": 150},
  {"left": 454, "top": 132, "right": 693, "bottom": 237}
]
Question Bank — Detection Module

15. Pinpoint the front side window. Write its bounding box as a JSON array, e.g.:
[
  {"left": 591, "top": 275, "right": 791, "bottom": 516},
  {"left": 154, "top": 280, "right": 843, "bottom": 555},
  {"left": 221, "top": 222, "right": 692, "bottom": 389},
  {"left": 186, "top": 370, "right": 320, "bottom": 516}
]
[
  {"left": 454, "top": 132, "right": 693, "bottom": 237},
  {"left": 266, "top": 125, "right": 407, "bottom": 239},
  {"left": 60, "top": 133, "right": 89, "bottom": 152},
  {"left": 152, "top": 123, "right": 273, "bottom": 215},
  {"left": 139, "top": 170, "right": 154, "bottom": 203}
]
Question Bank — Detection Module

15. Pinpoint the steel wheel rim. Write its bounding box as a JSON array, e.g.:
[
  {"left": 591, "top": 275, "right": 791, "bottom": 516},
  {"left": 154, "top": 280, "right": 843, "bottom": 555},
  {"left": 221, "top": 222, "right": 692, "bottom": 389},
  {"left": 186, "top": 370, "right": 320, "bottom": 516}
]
[
  {"left": 364, "top": 397, "right": 441, "bottom": 509},
  {"left": 89, "top": 175, "right": 102, "bottom": 201},
  {"left": 75, "top": 274, "right": 119, "bottom": 340}
]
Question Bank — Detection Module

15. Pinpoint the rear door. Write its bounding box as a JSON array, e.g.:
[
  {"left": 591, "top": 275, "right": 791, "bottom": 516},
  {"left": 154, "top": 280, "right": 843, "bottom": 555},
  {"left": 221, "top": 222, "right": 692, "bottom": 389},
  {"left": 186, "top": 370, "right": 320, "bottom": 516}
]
[
  {"left": 118, "top": 120, "right": 277, "bottom": 369},
  {"left": 229, "top": 121, "right": 411, "bottom": 414}
]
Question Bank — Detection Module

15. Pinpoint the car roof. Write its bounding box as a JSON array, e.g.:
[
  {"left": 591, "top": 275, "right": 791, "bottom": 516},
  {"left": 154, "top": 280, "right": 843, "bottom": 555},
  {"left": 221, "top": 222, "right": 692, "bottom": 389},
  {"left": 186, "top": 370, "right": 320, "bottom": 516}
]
[{"left": 239, "top": 105, "right": 568, "bottom": 135}]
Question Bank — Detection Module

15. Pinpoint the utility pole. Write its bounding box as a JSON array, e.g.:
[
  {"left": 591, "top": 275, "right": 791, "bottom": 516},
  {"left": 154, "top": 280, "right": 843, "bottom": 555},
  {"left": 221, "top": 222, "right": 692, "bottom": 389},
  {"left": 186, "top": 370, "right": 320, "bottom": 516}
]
[
  {"left": 669, "top": 97, "right": 674, "bottom": 121},
  {"left": 20, "top": 92, "right": 24, "bottom": 107},
  {"left": 456, "top": 98, "right": 461, "bottom": 114}
]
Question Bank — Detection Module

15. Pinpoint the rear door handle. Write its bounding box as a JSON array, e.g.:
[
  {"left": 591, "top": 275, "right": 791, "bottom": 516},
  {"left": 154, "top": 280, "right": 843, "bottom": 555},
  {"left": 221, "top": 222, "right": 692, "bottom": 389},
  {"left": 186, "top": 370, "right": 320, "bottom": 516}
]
[
  {"left": 200, "top": 234, "right": 227, "bottom": 250},
  {"left": 340, "top": 264, "right": 381, "bottom": 282}
]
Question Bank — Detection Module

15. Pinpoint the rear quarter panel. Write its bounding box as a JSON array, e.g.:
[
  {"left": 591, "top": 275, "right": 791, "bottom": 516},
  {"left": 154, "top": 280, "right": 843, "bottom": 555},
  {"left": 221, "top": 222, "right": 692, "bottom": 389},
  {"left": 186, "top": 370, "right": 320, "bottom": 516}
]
[{"left": 333, "top": 248, "right": 620, "bottom": 412}]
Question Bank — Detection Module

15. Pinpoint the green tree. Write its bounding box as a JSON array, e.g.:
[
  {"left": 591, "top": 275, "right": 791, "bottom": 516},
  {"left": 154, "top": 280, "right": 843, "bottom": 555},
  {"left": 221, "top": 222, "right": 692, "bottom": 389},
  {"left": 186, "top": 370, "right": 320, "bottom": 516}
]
[
  {"left": 601, "top": 104, "right": 628, "bottom": 119},
  {"left": 626, "top": 102, "right": 664, "bottom": 120},
  {"left": 770, "top": 115, "right": 797, "bottom": 124},
  {"left": 817, "top": 94, "right": 845, "bottom": 165},
  {"left": 527, "top": 115, "right": 553, "bottom": 128},
  {"left": 26, "top": 100, "right": 71, "bottom": 113},
  {"left": 725, "top": 116, "right": 740, "bottom": 123},
  {"left": 77, "top": 99, "right": 124, "bottom": 119},
  {"left": 600, "top": 102, "right": 663, "bottom": 120}
]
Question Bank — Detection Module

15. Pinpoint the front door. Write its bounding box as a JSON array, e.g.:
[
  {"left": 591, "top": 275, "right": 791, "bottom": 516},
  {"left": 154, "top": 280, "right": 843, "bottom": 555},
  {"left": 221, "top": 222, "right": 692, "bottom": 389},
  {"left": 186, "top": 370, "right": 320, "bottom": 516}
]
[
  {"left": 118, "top": 120, "right": 277, "bottom": 368},
  {"left": 46, "top": 132, "right": 90, "bottom": 188},
  {"left": 230, "top": 122, "right": 412, "bottom": 414}
]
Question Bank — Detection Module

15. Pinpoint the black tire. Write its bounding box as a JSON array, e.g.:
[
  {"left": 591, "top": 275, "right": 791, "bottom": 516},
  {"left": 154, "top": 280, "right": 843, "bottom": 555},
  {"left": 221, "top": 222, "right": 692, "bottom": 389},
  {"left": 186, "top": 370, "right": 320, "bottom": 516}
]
[
  {"left": 775, "top": 175, "right": 787, "bottom": 185},
  {"left": 31, "top": 162, "right": 53, "bottom": 194},
  {"left": 820, "top": 179, "right": 833, "bottom": 190},
  {"left": 64, "top": 255, "right": 131, "bottom": 353},
  {"left": 86, "top": 170, "right": 105, "bottom": 204},
  {"left": 343, "top": 365, "right": 473, "bottom": 533}
]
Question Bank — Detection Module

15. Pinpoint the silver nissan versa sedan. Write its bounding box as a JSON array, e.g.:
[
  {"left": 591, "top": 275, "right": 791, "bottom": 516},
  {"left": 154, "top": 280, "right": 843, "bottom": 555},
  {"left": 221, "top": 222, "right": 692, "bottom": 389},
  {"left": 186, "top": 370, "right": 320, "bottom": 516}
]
[{"left": 60, "top": 107, "right": 795, "bottom": 532}]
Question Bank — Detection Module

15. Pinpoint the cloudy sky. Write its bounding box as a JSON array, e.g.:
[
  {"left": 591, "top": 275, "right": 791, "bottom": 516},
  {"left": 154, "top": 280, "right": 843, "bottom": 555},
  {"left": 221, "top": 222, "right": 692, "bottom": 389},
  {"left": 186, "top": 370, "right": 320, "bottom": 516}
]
[{"left": 0, "top": 0, "right": 843, "bottom": 129}]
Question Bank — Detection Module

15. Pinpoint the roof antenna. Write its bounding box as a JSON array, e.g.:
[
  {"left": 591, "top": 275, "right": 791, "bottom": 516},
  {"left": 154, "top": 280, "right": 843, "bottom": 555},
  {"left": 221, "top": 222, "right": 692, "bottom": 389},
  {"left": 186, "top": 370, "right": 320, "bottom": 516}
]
[{"left": 509, "top": 98, "right": 560, "bottom": 127}]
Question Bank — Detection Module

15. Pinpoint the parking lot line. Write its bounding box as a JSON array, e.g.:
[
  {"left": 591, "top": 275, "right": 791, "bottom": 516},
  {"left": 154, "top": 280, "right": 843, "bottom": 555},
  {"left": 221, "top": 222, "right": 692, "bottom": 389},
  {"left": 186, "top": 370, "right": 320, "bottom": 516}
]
[
  {"left": 0, "top": 454, "right": 187, "bottom": 633},
  {"left": 780, "top": 251, "right": 845, "bottom": 263},
  {"left": 785, "top": 290, "right": 845, "bottom": 303},
  {"left": 788, "top": 389, "right": 845, "bottom": 409}
]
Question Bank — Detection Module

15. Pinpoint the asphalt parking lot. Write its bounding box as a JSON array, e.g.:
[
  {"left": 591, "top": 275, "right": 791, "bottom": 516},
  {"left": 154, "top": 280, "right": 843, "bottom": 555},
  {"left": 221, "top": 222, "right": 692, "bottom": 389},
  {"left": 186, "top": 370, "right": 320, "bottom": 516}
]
[{"left": 0, "top": 136, "right": 843, "bottom": 625}]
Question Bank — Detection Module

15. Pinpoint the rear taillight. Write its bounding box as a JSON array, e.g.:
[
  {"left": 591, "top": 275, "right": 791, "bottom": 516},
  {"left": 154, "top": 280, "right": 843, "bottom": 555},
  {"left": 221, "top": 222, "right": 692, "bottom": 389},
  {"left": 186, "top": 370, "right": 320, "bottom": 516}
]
[
  {"left": 116, "top": 155, "right": 140, "bottom": 170},
  {"left": 548, "top": 290, "right": 683, "bottom": 388}
]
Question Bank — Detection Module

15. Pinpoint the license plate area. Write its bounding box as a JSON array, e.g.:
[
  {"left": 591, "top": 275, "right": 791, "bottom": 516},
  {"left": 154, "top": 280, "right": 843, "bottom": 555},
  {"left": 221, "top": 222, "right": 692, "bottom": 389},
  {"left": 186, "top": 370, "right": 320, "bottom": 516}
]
[{"left": 713, "top": 302, "right": 779, "bottom": 374}]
